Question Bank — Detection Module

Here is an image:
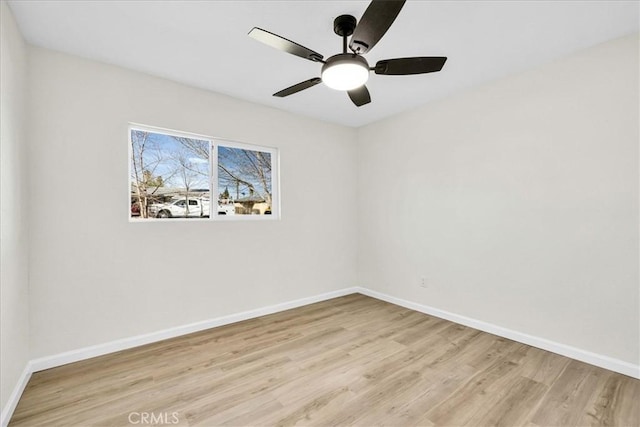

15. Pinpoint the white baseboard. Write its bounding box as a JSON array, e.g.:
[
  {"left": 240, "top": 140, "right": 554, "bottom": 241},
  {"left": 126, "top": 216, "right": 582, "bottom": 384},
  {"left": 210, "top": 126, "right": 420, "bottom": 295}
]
[
  {"left": 3, "top": 285, "right": 638, "bottom": 426},
  {"left": 355, "top": 287, "right": 640, "bottom": 379},
  {"left": 0, "top": 362, "right": 32, "bottom": 427},
  {"left": 30, "top": 287, "right": 359, "bottom": 372}
]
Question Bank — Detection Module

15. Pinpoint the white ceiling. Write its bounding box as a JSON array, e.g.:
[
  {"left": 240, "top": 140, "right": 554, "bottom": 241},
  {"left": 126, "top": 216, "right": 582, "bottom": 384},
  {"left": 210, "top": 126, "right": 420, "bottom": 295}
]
[{"left": 7, "top": 0, "right": 639, "bottom": 128}]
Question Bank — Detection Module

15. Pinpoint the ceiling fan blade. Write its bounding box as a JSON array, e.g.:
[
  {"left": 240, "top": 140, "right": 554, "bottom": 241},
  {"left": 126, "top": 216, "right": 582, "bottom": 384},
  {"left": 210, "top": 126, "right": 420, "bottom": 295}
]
[
  {"left": 374, "top": 57, "right": 447, "bottom": 75},
  {"left": 348, "top": 85, "right": 371, "bottom": 107},
  {"left": 273, "top": 78, "right": 322, "bottom": 97},
  {"left": 249, "top": 28, "right": 324, "bottom": 62},
  {"left": 349, "top": 0, "right": 406, "bottom": 54}
]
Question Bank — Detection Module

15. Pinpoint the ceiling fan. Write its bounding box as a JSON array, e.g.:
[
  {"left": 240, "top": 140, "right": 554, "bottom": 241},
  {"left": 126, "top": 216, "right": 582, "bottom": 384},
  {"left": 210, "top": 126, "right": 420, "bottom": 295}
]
[{"left": 248, "top": 0, "right": 447, "bottom": 107}]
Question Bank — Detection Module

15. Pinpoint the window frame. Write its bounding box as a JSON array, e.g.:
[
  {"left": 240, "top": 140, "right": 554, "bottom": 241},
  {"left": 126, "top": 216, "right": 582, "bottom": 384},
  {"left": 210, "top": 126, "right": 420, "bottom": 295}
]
[
  {"left": 212, "top": 138, "right": 280, "bottom": 221},
  {"left": 128, "top": 123, "right": 280, "bottom": 222}
]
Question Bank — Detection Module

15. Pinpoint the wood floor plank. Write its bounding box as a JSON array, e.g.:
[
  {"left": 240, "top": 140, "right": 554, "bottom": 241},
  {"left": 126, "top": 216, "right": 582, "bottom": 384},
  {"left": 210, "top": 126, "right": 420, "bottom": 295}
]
[
  {"left": 473, "top": 375, "right": 548, "bottom": 427},
  {"left": 579, "top": 370, "right": 640, "bottom": 427},
  {"left": 423, "top": 343, "right": 531, "bottom": 426},
  {"left": 531, "top": 359, "right": 610, "bottom": 426},
  {"left": 9, "top": 294, "right": 640, "bottom": 427},
  {"left": 520, "top": 345, "right": 571, "bottom": 386},
  {"left": 385, "top": 364, "right": 478, "bottom": 427}
]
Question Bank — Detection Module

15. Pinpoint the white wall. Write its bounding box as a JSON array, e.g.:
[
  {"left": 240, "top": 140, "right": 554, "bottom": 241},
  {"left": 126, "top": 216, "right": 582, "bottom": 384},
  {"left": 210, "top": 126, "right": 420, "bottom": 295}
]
[
  {"left": 0, "top": 0, "right": 30, "bottom": 412},
  {"left": 27, "top": 48, "right": 358, "bottom": 358},
  {"left": 357, "top": 34, "right": 639, "bottom": 366}
]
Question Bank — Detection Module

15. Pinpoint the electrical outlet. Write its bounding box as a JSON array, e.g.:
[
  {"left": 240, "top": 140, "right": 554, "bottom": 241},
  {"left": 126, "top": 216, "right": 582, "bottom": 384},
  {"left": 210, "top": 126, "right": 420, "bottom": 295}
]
[{"left": 420, "top": 277, "right": 427, "bottom": 288}]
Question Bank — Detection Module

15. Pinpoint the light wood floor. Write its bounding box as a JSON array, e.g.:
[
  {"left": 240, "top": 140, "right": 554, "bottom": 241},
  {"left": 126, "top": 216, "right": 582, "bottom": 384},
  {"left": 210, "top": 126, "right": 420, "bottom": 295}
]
[{"left": 10, "top": 294, "right": 640, "bottom": 426}]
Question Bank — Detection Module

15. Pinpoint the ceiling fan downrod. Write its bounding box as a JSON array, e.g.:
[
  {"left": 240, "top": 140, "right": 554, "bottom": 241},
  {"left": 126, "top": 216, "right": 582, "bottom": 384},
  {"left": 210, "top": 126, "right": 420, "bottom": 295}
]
[{"left": 333, "top": 14, "right": 357, "bottom": 54}]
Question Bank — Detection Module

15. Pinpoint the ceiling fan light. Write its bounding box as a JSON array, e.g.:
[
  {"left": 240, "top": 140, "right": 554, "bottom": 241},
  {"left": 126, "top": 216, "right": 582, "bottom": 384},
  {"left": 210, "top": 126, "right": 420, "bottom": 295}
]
[{"left": 321, "top": 54, "right": 370, "bottom": 91}]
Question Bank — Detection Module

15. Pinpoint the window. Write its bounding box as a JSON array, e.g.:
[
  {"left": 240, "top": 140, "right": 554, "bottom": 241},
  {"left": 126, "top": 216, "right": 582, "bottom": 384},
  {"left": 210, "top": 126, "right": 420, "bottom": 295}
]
[
  {"left": 218, "top": 146, "right": 273, "bottom": 215},
  {"left": 129, "top": 125, "right": 279, "bottom": 220}
]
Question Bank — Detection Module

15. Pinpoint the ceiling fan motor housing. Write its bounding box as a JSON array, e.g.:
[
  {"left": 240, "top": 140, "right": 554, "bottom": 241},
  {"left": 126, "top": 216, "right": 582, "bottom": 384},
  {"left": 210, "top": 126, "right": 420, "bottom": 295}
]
[
  {"left": 333, "top": 15, "right": 357, "bottom": 37},
  {"left": 322, "top": 53, "right": 369, "bottom": 73}
]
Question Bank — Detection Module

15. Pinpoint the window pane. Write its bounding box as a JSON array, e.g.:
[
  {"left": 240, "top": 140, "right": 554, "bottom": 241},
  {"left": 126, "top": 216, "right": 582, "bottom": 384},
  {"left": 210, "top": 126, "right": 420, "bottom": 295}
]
[
  {"left": 130, "top": 129, "right": 210, "bottom": 219},
  {"left": 218, "top": 146, "right": 272, "bottom": 215}
]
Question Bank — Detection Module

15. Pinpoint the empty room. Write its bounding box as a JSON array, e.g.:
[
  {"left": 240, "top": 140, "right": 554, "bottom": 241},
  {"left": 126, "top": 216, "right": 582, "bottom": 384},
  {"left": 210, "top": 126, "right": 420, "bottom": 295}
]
[{"left": 1, "top": 0, "right": 638, "bottom": 426}]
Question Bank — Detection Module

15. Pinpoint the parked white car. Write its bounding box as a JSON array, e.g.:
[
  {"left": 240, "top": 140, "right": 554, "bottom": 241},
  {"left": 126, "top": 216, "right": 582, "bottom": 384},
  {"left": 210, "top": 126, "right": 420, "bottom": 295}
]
[
  {"left": 149, "top": 198, "right": 235, "bottom": 218},
  {"left": 149, "top": 198, "right": 209, "bottom": 218}
]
